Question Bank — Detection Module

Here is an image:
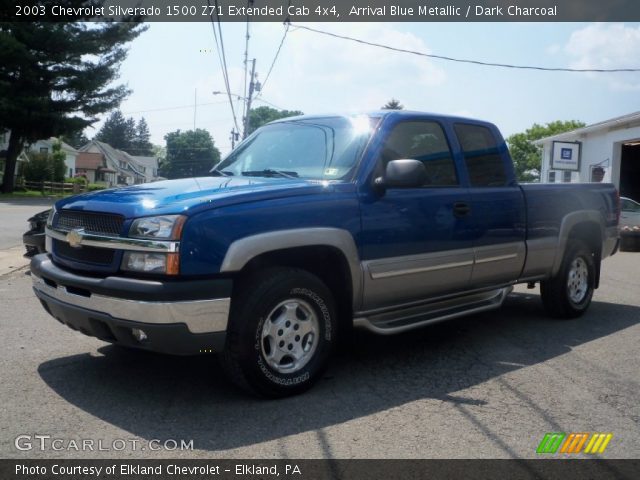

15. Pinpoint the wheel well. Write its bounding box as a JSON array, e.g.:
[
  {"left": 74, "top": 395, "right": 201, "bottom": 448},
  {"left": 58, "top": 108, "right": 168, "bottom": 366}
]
[
  {"left": 237, "top": 246, "right": 354, "bottom": 328},
  {"left": 567, "top": 221, "right": 602, "bottom": 288}
]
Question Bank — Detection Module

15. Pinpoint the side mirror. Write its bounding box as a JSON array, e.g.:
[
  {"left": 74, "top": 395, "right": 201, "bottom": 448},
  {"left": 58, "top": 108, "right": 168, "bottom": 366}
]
[{"left": 381, "top": 159, "right": 427, "bottom": 189}]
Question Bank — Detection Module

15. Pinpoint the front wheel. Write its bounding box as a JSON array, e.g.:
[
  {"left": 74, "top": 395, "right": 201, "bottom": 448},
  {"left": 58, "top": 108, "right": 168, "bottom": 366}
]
[
  {"left": 540, "top": 240, "right": 595, "bottom": 319},
  {"left": 222, "top": 268, "right": 336, "bottom": 397}
]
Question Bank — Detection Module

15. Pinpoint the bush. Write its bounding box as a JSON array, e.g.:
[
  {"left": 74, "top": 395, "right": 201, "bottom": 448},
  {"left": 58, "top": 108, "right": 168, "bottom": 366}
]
[
  {"left": 65, "top": 176, "right": 88, "bottom": 185},
  {"left": 23, "top": 152, "right": 66, "bottom": 182},
  {"left": 87, "top": 183, "right": 106, "bottom": 191}
]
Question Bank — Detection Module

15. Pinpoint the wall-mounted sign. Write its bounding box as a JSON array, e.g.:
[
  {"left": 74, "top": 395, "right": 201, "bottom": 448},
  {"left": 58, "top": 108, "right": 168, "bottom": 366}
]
[{"left": 551, "top": 141, "right": 581, "bottom": 171}]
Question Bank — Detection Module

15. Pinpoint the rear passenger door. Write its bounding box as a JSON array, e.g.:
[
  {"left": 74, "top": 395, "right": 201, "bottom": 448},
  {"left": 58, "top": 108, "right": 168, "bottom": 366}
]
[
  {"left": 360, "top": 119, "right": 474, "bottom": 310},
  {"left": 452, "top": 123, "right": 526, "bottom": 287}
]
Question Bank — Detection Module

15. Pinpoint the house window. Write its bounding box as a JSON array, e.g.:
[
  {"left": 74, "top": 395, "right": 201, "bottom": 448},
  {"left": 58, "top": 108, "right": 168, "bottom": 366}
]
[
  {"left": 548, "top": 171, "right": 556, "bottom": 183},
  {"left": 40, "top": 147, "right": 48, "bottom": 154},
  {"left": 563, "top": 170, "right": 572, "bottom": 183}
]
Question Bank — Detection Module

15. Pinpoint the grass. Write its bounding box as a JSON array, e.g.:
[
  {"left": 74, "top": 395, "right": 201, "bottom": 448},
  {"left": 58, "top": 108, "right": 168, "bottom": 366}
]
[{"left": 0, "top": 189, "right": 70, "bottom": 199}]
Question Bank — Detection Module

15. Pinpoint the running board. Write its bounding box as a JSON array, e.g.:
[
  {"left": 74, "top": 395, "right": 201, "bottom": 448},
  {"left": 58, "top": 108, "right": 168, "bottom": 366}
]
[{"left": 353, "top": 287, "right": 511, "bottom": 335}]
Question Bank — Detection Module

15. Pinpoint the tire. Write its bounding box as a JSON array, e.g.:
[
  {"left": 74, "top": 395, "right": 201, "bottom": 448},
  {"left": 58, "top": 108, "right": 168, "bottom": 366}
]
[
  {"left": 540, "top": 240, "right": 595, "bottom": 319},
  {"left": 221, "top": 267, "right": 336, "bottom": 397}
]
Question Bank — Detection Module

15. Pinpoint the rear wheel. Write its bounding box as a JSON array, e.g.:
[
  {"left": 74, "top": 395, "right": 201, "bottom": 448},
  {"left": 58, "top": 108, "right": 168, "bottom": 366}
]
[
  {"left": 540, "top": 240, "right": 595, "bottom": 319},
  {"left": 222, "top": 268, "right": 336, "bottom": 397}
]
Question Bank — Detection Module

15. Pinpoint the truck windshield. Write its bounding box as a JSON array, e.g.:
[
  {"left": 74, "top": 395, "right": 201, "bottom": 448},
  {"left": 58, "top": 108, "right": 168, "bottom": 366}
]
[{"left": 213, "top": 116, "right": 378, "bottom": 180}]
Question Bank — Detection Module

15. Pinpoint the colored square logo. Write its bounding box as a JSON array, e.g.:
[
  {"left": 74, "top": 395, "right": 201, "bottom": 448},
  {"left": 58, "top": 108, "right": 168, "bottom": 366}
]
[{"left": 561, "top": 148, "right": 573, "bottom": 160}]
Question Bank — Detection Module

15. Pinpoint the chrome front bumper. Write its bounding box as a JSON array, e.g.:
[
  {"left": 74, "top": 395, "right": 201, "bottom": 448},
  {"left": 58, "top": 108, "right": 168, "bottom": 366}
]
[
  {"left": 32, "top": 275, "right": 230, "bottom": 334},
  {"left": 30, "top": 254, "right": 232, "bottom": 354}
]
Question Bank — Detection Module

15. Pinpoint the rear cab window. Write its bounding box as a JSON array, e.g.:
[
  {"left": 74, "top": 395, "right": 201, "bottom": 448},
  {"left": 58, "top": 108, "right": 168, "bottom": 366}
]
[{"left": 454, "top": 123, "right": 508, "bottom": 187}]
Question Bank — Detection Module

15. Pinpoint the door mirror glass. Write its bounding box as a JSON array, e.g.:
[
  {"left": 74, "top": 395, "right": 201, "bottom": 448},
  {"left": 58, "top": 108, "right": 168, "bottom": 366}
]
[{"left": 384, "top": 159, "right": 427, "bottom": 188}]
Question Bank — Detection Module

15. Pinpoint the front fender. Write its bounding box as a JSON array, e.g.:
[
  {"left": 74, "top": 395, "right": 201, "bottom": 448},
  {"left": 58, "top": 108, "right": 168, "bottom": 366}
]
[{"left": 220, "top": 228, "right": 363, "bottom": 310}]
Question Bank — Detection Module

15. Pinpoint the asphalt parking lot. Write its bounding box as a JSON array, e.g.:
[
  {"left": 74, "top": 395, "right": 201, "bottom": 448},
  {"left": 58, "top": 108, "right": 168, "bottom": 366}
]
[{"left": 0, "top": 202, "right": 638, "bottom": 459}]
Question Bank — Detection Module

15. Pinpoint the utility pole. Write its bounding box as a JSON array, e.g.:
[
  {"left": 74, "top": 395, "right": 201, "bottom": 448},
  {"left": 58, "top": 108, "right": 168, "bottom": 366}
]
[{"left": 243, "top": 59, "right": 257, "bottom": 139}]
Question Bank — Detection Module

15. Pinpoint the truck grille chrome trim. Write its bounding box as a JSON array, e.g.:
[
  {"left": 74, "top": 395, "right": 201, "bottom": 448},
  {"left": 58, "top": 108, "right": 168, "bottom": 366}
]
[
  {"left": 46, "top": 227, "right": 180, "bottom": 253},
  {"left": 54, "top": 210, "right": 124, "bottom": 236},
  {"left": 32, "top": 275, "right": 229, "bottom": 334}
]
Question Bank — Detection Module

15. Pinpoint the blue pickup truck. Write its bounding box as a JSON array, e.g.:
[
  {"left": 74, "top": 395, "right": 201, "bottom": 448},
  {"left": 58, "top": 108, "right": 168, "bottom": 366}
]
[{"left": 31, "top": 111, "right": 619, "bottom": 397}]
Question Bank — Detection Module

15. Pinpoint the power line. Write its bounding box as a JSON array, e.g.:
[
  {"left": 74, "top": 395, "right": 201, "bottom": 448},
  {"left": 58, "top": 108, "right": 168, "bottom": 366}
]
[
  {"left": 257, "top": 6, "right": 291, "bottom": 98},
  {"left": 213, "top": 0, "right": 240, "bottom": 127},
  {"left": 122, "top": 101, "right": 228, "bottom": 116},
  {"left": 241, "top": 0, "right": 253, "bottom": 123},
  {"left": 290, "top": 23, "right": 640, "bottom": 73},
  {"left": 207, "top": 0, "right": 241, "bottom": 132},
  {"left": 253, "top": 97, "right": 284, "bottom": 110}
]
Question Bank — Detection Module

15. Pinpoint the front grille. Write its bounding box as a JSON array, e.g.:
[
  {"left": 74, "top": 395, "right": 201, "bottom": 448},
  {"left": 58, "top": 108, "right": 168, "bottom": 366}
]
[
  {"left": 55, "top": 210, "right": 124, "bottom": 236},
  {"left": 54, "top": 239, "right": 115, "bottom": 265}
]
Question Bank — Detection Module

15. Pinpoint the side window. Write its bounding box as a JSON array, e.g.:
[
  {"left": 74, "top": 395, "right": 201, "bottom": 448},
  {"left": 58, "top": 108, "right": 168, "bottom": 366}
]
[
  {"left": 454, "top": 123, "right": 507, "bottom": 187},
  {"left": 381, "top": 121, "right": 458, "bottom": 187}
]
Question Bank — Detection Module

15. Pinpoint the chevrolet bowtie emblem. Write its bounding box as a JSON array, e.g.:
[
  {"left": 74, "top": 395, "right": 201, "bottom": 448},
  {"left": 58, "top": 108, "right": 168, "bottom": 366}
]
[{"left": 66, "top": 228, "right": 85, "bottom": 248}]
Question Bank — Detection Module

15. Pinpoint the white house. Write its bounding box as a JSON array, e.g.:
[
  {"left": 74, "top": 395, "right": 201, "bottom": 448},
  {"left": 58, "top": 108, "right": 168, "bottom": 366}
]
[
  {"left": 535, "top": 111, "right": 640, "bottom": 201},
  {"left": 28, "top": 138, "right": 78, "bottom": 178},
  {"left": 130, "top": 155, "right": 161, "bottom": 183},
  {"left": 0, "top": 132, "right": 78, "bottom": 181},
  {"left": 79, "top": 141, "right": 162, "bottom": 186}
]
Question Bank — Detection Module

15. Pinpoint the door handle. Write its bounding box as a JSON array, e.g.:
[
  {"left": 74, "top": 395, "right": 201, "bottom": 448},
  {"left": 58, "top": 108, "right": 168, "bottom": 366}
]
[{"left": 453, "top": 201, "right": 471, "bottom": 217}]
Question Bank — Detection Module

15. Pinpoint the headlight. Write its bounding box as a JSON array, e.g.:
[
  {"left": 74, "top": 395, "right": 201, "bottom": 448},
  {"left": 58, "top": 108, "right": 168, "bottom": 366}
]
[
  {"left": 129, "top": 215, "right": 186, "bottom": 240},
  {"left": 121, "top": 252, "right": 180, "bottom": 275}
]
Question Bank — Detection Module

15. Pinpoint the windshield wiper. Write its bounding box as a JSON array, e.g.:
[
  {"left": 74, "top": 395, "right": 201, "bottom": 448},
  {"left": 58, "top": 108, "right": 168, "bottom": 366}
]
[
  {"left": 210, "top": 167, "right": 234, "bottom": 177},
  {"left": 242, "top": 169, "right": 298, "bottom": 179}
]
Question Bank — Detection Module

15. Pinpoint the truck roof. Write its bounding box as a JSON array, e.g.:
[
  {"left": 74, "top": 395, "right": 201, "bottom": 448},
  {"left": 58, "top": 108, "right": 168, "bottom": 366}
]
[{"left": 268, "top": 110, "right": 494, "bottom": 126}]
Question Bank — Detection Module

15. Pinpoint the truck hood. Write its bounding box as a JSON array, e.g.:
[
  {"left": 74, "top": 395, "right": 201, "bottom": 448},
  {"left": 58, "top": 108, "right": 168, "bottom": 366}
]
[{"left": 55, "top": 177, "right": 329, "bottom": 218}]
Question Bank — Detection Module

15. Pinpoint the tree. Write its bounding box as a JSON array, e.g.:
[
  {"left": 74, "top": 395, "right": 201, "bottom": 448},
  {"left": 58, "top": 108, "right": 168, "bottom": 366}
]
[
  {"left": 247, "top": 106, "right": 303, "bottom": 136},
  {"left": 95, "top": 111, "right": 133, "bottom": 151},
  {"left": 62, "top": 129, "right": 89, "bottom": 150},
  {"left": 132, "top": 117, "right": 153, "bottom": 156},
  {"left": 162, "top": 129, "right": 220, "bottom": 179},
  {"left": 506, "top": 120, "right": 585, "bottom": 182},
  {"left": 152, "top": 144, "right": 166, "bottom": 162},
  {"left": 0, "top": 17, "right": 146, "bottom": 192},
  {"left": 382, "top": 99, "right": 404, "bottom": 110},
  {"left": 95, "top": 112, "right": 153, "bottom": 155}
]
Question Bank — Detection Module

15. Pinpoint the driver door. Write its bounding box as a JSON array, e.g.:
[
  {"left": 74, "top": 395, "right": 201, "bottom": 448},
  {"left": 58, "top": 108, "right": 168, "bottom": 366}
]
[{"left": 359, "top": 119, "right": 474, "bottom": 310}]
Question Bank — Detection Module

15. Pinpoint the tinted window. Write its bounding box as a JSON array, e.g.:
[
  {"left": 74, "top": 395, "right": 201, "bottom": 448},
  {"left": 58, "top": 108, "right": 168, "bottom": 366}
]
[
  {"left": 563, "top": 170, "right": 572, "bottom": 183},
  {"left": 454, "top": 123, "right": 507, "bottom": 187},
  {"left": 381, "top": 121, "right": 458, "bottom": 186},
  {"left": 622, "top": 199, "right": 640, "bottom": 212},
  {"left": 548, "top": 171, "right": 556, "bottom": 183}
]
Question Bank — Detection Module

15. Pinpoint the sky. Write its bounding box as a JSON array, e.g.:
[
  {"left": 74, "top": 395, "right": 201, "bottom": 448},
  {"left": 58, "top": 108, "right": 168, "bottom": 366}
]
[{"left": 90, "top": 21, "right": 640, "bottom": 155}]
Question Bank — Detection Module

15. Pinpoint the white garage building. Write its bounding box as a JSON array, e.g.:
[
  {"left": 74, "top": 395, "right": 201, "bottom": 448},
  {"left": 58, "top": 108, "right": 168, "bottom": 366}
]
[{"left": 536, "top": 111, "right": 640, "bottom": 201}]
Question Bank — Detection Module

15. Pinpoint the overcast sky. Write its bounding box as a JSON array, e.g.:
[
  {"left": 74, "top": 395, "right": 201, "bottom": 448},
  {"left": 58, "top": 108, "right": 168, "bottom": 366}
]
[{"left": 92, "top": 22, "right": 640, "bottom": 155}]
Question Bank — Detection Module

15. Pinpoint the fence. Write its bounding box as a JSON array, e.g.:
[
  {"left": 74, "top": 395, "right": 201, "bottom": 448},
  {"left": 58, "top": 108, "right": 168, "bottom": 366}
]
[{"left": 22, "top": 180, "right": 86, "bottom": 194}]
